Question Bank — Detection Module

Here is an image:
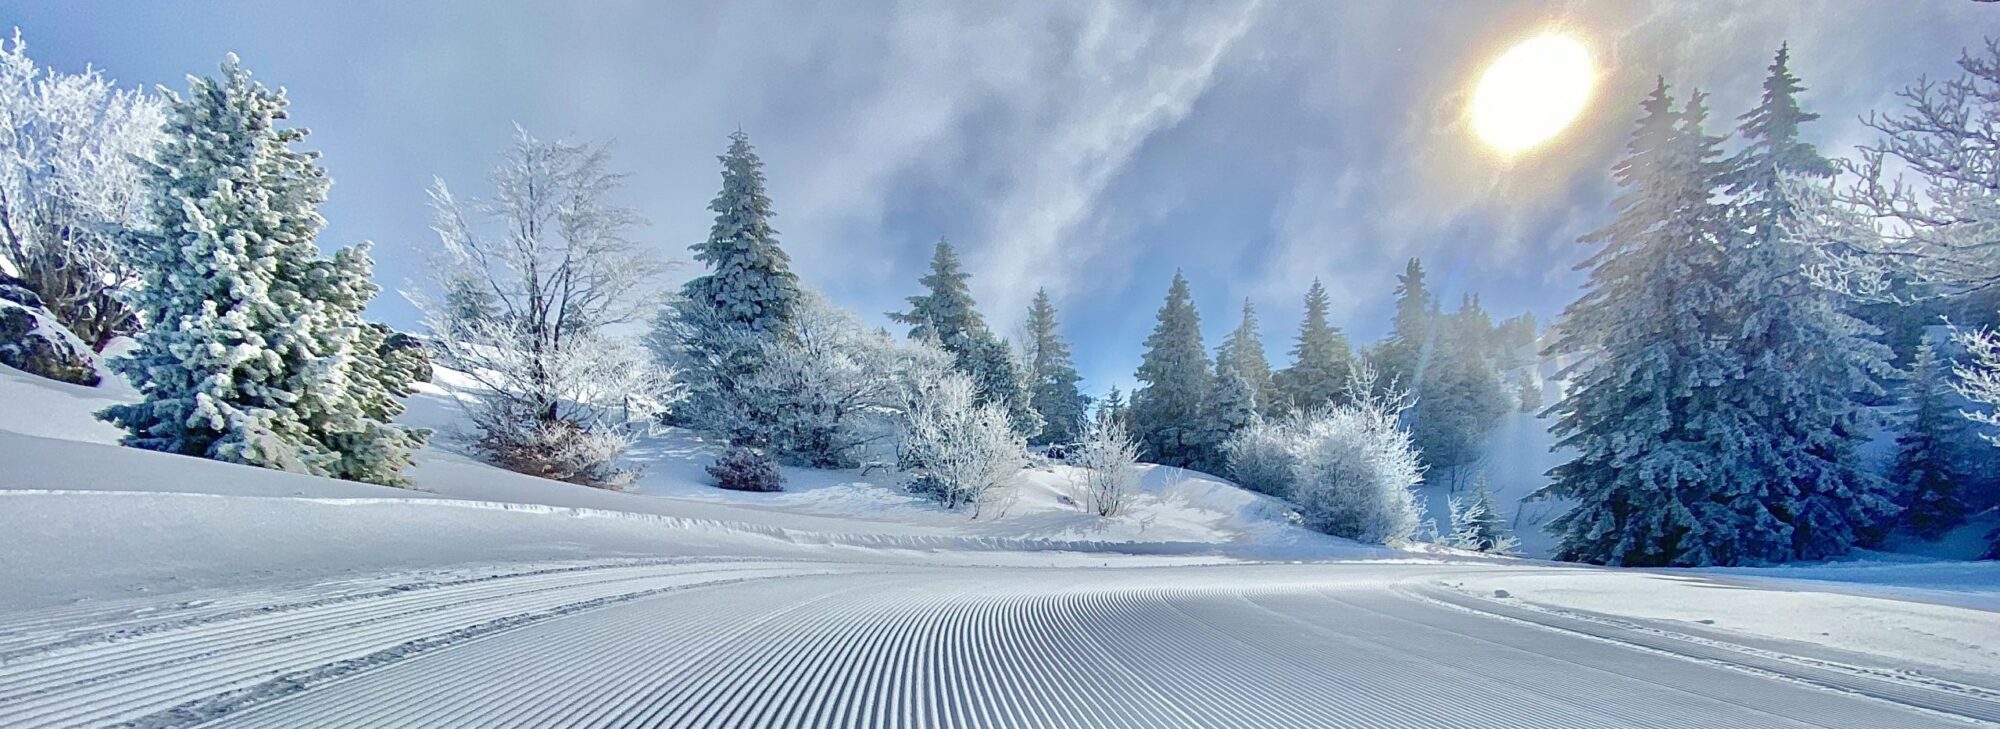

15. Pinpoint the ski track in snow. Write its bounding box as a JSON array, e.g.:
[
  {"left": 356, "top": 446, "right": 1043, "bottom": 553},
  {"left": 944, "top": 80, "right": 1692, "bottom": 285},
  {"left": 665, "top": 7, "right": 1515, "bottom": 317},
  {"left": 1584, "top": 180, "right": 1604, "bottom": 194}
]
[{"left": 1, "top": 561, "right": 1993, "bottom": 728}]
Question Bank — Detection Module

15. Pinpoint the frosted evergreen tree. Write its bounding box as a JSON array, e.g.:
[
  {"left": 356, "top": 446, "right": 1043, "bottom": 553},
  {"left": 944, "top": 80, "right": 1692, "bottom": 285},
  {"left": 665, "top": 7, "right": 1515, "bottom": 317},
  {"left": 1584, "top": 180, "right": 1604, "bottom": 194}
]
[
  {"left": 1446, "top": 476, "right": 1519, "bottom": 555},
  {"left": 684, "top": 130, "right": 799, "bottom": 334},
  {"left": 1131, "top": 270, "right": 1212, "bottom": 468},
  {"left": 1197, "top": 359, "right": 1259, "bottom": 472},
  {"left": 1097, "top": 386, "right": 1128, "bottom": 431},
  {"left": 1412, "top": 295, "right": 1507, "bottom": 474},
  {"left": 1216, "top": 299, "right": 1275, "bottom": 414},
  {"left": 1514, "top": 369, "right": 1542, "bottom": 413},
  {"left": 1272, "top": 279, "right": 1352, "bottom": 413},
  {"left": 100, "top": 56, "right": 423, "bottom": 485},
  {"left": 890, "top": 237, "right": 1035, "bottom": 435},
  {"left": 1537, "top": 81, "right": 1763, "bottom": 566},
  {"left": 1374, "top": 259, "right": 1437, "bottom": 393},
  {"left": 1722, "top": 46, "right": 1897, "bottom": 559},
  {"left": 666, "top": 131, "right": 800, "bottom": 445},
  {"left": 1021, "top": 289, "right": 1089, "bottom": 445},
  {"left": 1892, "top": 342, "right": 1972, "bottom": 540},
  {"left": 891, "top": 238, "right": 986, "bottom": 355}
]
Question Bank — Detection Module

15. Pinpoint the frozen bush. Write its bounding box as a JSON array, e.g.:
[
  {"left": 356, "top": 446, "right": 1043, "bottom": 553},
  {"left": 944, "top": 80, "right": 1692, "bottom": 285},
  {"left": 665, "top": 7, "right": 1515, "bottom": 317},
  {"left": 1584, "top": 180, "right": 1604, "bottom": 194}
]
[
  {"left": 1288, "top": 402, "right": 1425, "bottom": 545},
  {"left": 1068, "top": 415, "right": 1140, "bottom": 517},
  {"left": 1223, "top": 417, "right": 1301, "bottom": 497},
  {"left": 897, "top": 358, "right": 1025, "bottom": 517},
  {"left": 708, "top": 446, "right": 783, "bottom": 492},
  {"left": 476, "top": 416, "right": 638, "bottom": 490}
]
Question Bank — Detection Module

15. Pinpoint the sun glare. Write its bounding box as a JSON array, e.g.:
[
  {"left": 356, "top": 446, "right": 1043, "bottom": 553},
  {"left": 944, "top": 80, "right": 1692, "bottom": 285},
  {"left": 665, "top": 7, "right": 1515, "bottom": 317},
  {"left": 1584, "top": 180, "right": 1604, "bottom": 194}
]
[{"left": 1472, "top": 33, "right": 1595, "bottom": 155}]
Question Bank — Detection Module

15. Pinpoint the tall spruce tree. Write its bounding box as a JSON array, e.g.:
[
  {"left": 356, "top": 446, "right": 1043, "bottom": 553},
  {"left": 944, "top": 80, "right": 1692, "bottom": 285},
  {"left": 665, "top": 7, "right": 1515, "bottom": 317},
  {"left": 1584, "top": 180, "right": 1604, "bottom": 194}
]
[
  {"left": 1375, "top": 259, "right": 1437, "bottom": 393},
  {"left": 1273, "top": 279, "right": 1353, "bottom": 413},
  {"left": 684, "top": 130, "right": 799, "bottom": 334},
  {"left": 668, "top": 131, "right": 801, "bottom": 444},
  {"left": 890, "top": 238, "right": 1037, "bottom": 436},
  {"left": 1720, "top": 45, "right": 1898, "bottom": 559},
  {"left": 1216, "top": 299, "right": 1276, "bottom": 414},
  {"left": 1893, "top": 342, "right": 1973, "bottom": 540},
  {"left": 1412, "top": 294, "right": 1508, "bottom": 475},
  {"left": 1198, "top": 358, "right": 1259, "bottom": 472},
  {"left": 1131, "top": 270, "right": 1213, "bottom": 468},
  {"left": 100, "top": 56, "right": 423, "bottom": 486},
  {"left": 1537, "top": 81, "right": 1760, "bottom": 566},
  {"left": 1022, "top": 289, "right": 1089, "bottom": 444}
]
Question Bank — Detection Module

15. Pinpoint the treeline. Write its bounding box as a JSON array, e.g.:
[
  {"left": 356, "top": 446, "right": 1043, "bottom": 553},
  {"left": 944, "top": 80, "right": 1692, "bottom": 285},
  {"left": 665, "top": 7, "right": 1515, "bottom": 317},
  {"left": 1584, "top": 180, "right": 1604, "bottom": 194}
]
[{"left": 5, "top": 29, "right": 1998, "bottom": 562}]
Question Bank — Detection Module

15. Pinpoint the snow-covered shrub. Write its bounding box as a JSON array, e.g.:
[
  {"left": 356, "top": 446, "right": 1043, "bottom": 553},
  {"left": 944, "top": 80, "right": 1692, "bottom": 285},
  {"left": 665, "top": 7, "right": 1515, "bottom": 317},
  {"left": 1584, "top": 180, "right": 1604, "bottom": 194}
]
[
  {"left": 708, "top": 446, "right": 783, "bottom": 493},
  {"left": 743, "top": 291, "right": 908, "bottom": 467},
  {"left": 414, "top": 129, "right": 677, "bottom": 489},
  {"left": 478, "top": 416, "right": 637, "bottom": 489},
  {"left": 1067, "top": 415, "right": 1139, "bottom": 517},
  {"left": 1223, "top": 416, "right": 1300, "bottom": 497},
  {"left": 0, "top": 31, "right": 163, "bottom": 350},
  {"left": 1286, "top": 395, "right": 1425, "bottom": 545},
  {"left": 1444, "top": 477, "right": 1519, "bottom": 555},
  {"left": 897, "top": 359, "right": 1025, "bottom": 517}
]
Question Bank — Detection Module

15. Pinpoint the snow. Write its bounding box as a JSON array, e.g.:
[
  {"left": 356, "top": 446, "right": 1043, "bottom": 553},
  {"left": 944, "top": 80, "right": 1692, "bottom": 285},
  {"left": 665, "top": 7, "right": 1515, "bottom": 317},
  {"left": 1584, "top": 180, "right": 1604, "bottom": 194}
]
[{"left": 4, "top": 361, "right": 1999, "bottom": 726}]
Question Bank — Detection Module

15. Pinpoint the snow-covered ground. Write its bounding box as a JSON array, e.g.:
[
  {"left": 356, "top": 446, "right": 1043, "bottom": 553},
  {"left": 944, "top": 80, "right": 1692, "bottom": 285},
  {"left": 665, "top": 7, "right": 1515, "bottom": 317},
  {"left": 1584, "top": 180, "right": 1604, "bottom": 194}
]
[{"left": 4, "top": 362, "right": 1998, "bottom": 727}]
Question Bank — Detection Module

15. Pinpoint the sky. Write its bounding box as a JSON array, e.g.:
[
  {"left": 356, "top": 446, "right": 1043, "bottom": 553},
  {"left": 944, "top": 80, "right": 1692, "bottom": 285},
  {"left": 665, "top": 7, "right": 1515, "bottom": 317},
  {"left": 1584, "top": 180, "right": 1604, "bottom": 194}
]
[{"left": 3, "top": 0, "right": 1992, "bottom": 395}]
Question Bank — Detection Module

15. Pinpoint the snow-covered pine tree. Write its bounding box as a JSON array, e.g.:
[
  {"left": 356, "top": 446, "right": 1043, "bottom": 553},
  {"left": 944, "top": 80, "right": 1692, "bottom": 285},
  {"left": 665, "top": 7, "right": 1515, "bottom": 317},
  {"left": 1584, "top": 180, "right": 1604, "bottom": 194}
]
[
  {"left": 666, "top": 130, "right": 802, "bottom": 445},
  {"left": 1272, "top": 279, "right": 1352, "bottom": 413},
  {"left": 1446, "top": 476, "right": 1519, "bottom": 555},
  {"left": 891, "top": 238, "right": 987, "bottom": 356},
  {"left": 1097, "top": 386, "right": 1128, "bottom": 432},
  {"left": 1514, "top": 369, "right": 1541, "bottom": 413},
  {"left": 1537, "top": 80, "right": 1761, "bottom": 567},
  {"left": 1130, "top": 270, "right": 1213, "bottom": 468},
  {"left": 1893, "top": 342, "right": 1973, "bottom": 540},
  {"left": 889, "top": 237, "right": 1037, "bottom": 435},
  {"left": 1374, "top": 259, "right": 1437, "bottom": 393},
  {"left": 968, "top": 332, "right": 1042, "bottom": 437},
  {"left": 1022, "top": 288, "right": 1089, "bottom": 445},
  {"left": 100, "top": 55, "right": 423, "bottom": 485},
  {"left": 1216, "top": 299, "right": 1276, "bottom": 414},
  {"left": 1722, "top": 46, "right": 1898, "bottom": 559},
  {"left": 684, "top": 130, "right": 799, "bottom": 335},
  {"left": 1196, "top": 358, "right": 1259, "bottom": 472},
  {"left": 1411, "top": 294, "right": 1507, "bottom": 475}
]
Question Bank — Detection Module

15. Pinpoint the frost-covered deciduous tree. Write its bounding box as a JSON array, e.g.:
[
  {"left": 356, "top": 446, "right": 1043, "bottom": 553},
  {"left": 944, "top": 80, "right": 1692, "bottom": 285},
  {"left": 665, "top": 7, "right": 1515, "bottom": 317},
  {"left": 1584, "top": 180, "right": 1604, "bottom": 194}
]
[
  {"left": 0, "top": 30, "right": 162, "bottom": 350},
  {"left": 100, "top": 55, "right": 423, "bottom": 486},
  {"left": 1538, "top": 81, "right": 1765, "bottom": 566},
  {"left": 1222, "top": 414, "right": 1300, "bottom": 498},
  {"left": 1287, "top": 383, "right": 1425, "bottom": 545},
  {"left": 1445, "top": 476, "right": 1520, "bottom": 555},
  {"left": 415, "top": 128, "right": 675, "bottom": 489},
  {"left": 1272, "top": 279, "right": 1352, "bottom": 413},
  {"left": 1895, "top": 342, "right": 1974, "bottom": 540},
  {"left": 1067, "top": 413, "right": 1139, "bottom": 517},
  {"left": 1021, "top": 288, "right": 1089, "bottom": 445},
  {"left": 896, "top": 353, "right": 1025, "bottom": 517},
  {"left": 1722, "top": 46, "right": 1898, "bottom": 560},
  {"left": 1131, "top": 270, "right": 1212, "bottom": 468}
]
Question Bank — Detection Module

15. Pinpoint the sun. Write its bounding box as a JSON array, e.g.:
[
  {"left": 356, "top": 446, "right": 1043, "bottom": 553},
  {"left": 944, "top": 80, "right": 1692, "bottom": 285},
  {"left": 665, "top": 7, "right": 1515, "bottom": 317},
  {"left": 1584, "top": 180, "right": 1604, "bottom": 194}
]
[{"left": 1471, "top": 33, "right": 1595, "bottom": 155}]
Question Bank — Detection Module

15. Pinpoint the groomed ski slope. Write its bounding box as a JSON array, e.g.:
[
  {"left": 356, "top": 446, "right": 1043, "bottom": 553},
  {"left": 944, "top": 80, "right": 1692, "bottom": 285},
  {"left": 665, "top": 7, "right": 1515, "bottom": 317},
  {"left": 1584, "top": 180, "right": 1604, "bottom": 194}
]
[
  {"left": 4, "top": 364, "right": 2000, "bottom": 727},
  {"left": 3, "top": 559, "right": 1998, "bottom": 728}
]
